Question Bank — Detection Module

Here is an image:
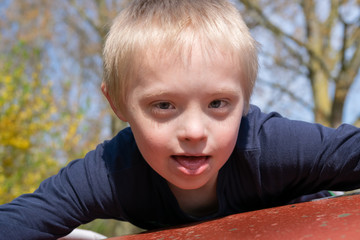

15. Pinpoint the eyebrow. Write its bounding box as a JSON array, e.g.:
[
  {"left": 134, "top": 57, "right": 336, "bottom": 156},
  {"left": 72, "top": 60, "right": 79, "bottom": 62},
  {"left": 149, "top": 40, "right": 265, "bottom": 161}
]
[
  {"left": 140, "top": 90, "right": 178, "bottom": 99},
  {"left": 140, "top": 88, "right": 242, "bottom": 100},
  {"left": 206, "top": 88, "right": 242, "bottom": 97}
]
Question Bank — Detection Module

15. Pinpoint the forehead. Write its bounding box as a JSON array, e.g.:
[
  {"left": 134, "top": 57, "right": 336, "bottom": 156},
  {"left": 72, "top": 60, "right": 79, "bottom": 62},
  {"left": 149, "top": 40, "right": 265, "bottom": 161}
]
[
  {"left": 128, "top": 43, "right": 243, "bottom": 96},
  {"left": 140, "top": 40, "right": 241, "bottom": 75}
]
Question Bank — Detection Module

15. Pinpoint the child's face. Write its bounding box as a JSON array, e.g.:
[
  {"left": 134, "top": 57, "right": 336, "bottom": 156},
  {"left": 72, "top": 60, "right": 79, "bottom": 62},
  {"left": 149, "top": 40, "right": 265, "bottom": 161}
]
[{"left": 122, "top": 47, "right": 244, "bottom": 191}]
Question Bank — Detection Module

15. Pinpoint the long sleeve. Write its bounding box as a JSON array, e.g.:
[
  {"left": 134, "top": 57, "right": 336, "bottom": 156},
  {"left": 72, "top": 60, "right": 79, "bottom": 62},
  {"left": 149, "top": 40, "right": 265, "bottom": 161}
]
[
  {"left": 2, "top": 106, "right": 360, "bottom": 238},
  {"left": 0, "top": 144, "right": 120, "bottom": 240},
  {"left": 250, "top": 107, "right": 360, "bottom": 203},
  {"left": 218, "top": 105, "right": 360, "bottom": 212}
]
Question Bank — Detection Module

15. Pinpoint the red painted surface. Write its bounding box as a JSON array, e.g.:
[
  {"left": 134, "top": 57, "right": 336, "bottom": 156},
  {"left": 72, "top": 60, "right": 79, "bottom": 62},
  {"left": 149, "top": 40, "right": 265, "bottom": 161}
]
[{"left": 110, "top": 194, "right": 360, "bottom": 239}]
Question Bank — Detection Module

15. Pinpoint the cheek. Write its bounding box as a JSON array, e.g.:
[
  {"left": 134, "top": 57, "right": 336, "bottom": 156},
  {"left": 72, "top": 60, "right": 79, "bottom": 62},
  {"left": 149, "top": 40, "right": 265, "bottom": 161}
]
[
  {"left": 131, "top": 125, "right": 174, "bottom": 174},
  {"left": 213, "top": 117, "right": 241, "bottom": 151},
  {"left": 216, "top": 129, "right": 238, "bottom": 151},
  {"left": 131, "top": 122, "right": 172, "bottom": 154}
]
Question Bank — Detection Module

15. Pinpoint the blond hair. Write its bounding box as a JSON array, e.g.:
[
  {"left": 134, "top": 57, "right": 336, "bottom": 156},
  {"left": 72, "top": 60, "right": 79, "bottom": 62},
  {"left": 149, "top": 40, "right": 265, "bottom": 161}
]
[{"left": 103, "top": 0, "right": 258, "bottom": 114}]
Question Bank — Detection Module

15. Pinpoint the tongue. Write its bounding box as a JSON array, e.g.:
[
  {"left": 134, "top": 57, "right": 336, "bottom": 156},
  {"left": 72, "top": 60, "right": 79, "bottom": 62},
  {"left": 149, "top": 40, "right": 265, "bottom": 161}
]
[{"left": 174, "top": 156, "right": 208, "bottom": 170}]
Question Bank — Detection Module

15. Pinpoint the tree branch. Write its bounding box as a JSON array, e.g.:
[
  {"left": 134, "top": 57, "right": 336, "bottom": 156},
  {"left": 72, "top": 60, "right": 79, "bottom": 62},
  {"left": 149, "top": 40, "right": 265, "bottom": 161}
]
[
  {"left": 322, "top": 0, "right": 340, "bottom": 71},
  {"left": 346, "top": 33, "right": 360, "bottom": 79},
  {"left": 240, "top": 0, "right": 333, "bottom": 80},
  {"left": 67, "top": 0, "right": 103, "bottom": 36},
  {"left": 336, "top": 16, "right": 360, "bottom": 85},
  {"left": 337, "top": 15, "right": 349, "bottom": 84},
  {"left": 257, "top": 78, "right": 314, "bottom": 111},
  {"left": 241, "top": 0, "right": 306, "bottom": 47},
  {"left": 324, "top": 0, "right": 340, "bottom": 50},
  {"left": 354, "top": 116, "right": 360, "bottom": 128}
]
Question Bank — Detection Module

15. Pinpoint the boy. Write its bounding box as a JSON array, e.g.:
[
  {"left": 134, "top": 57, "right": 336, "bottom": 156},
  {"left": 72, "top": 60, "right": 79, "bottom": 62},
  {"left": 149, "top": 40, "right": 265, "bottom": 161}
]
[{"left": 1, "top": 0, "right": 360, "bottom": 239}]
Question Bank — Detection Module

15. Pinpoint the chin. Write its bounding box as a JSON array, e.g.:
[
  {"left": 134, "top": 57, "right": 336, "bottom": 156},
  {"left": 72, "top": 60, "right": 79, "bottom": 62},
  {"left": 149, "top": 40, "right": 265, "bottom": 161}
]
[{"left": 170, "top": 179, "right": 209, "bottom": 191}]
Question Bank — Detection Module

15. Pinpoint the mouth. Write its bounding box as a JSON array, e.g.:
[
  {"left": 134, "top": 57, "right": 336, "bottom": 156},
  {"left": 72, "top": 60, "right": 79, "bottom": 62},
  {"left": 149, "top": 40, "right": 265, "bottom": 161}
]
[{"left": 171, "top": 155, "right": 210, "bottom": 174}]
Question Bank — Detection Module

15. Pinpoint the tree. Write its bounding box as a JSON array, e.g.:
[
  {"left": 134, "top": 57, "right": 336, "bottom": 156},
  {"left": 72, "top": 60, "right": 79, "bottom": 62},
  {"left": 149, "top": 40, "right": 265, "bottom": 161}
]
[
  {"left": 59, "top": 0, "right": 133, "bottom": 134},
  {"left": 0, "top": 0, "right": 123, "bottom": 140},
  {"left": 238, "top": 0, "right": 360, "bottom": 127},
  {"left": 45, "top": 0, "right": 131, "bottom": 135},
  {"left": 0, "top": 1, "right": 139, "bottom": 235},
  {"left": 0, "top": 43, "right": 84, "bottom": 203}
]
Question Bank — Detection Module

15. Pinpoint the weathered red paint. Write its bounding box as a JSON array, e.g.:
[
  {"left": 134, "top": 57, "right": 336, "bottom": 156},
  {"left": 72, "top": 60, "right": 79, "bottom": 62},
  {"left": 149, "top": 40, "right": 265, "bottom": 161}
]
[{"left": 110, "top": 194, "right": 360, "bottom": 239}]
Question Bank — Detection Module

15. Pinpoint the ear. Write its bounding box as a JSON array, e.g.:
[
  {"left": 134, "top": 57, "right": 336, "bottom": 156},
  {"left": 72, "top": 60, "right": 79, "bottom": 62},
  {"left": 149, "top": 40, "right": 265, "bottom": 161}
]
[{"left": 101, "top": 82, "right": 128, "bottom": 122}]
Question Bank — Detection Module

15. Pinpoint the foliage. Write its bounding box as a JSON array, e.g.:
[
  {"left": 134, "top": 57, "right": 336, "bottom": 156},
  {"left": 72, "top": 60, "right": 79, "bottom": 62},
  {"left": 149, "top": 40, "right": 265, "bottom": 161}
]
[
  {"left": 0, "top": 43, "right": 83, "bottom": 204},
  {"left": 80, "top": 219, "right": 144, "bottom": 237},
  {"left": 0, "top": 42, "right": 140, "bottom": 236}
]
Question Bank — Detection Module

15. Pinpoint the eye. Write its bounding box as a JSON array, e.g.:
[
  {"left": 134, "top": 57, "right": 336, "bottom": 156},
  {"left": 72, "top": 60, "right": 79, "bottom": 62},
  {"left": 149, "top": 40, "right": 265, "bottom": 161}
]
[
  {"left": 149, "top": 101, "right": 176, "bottom": 117},
  {"left": 209, "top": 100, "right": 227, "bottom": 108},
  {"left": 154, "top": 101, "right": 174, "bottom": 110}
]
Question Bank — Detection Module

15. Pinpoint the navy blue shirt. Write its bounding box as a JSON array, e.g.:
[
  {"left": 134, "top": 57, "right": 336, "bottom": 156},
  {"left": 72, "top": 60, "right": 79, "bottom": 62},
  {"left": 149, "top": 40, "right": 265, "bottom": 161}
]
[{"left": 1, "top": 105, "right": 360, "bottom": 239}]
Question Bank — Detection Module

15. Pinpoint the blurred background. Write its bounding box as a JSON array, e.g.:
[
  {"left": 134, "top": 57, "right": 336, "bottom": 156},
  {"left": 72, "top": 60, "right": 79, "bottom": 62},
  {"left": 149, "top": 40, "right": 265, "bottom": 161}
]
[{"left": 0, "top": 0, "right": 359, "bottom": 237}]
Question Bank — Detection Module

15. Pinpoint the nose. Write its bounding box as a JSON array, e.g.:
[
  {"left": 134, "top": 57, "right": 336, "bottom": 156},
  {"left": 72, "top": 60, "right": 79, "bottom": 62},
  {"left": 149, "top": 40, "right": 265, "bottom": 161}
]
[{"left": 177, "top": 110, "right": 208, "bottom": 142}]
